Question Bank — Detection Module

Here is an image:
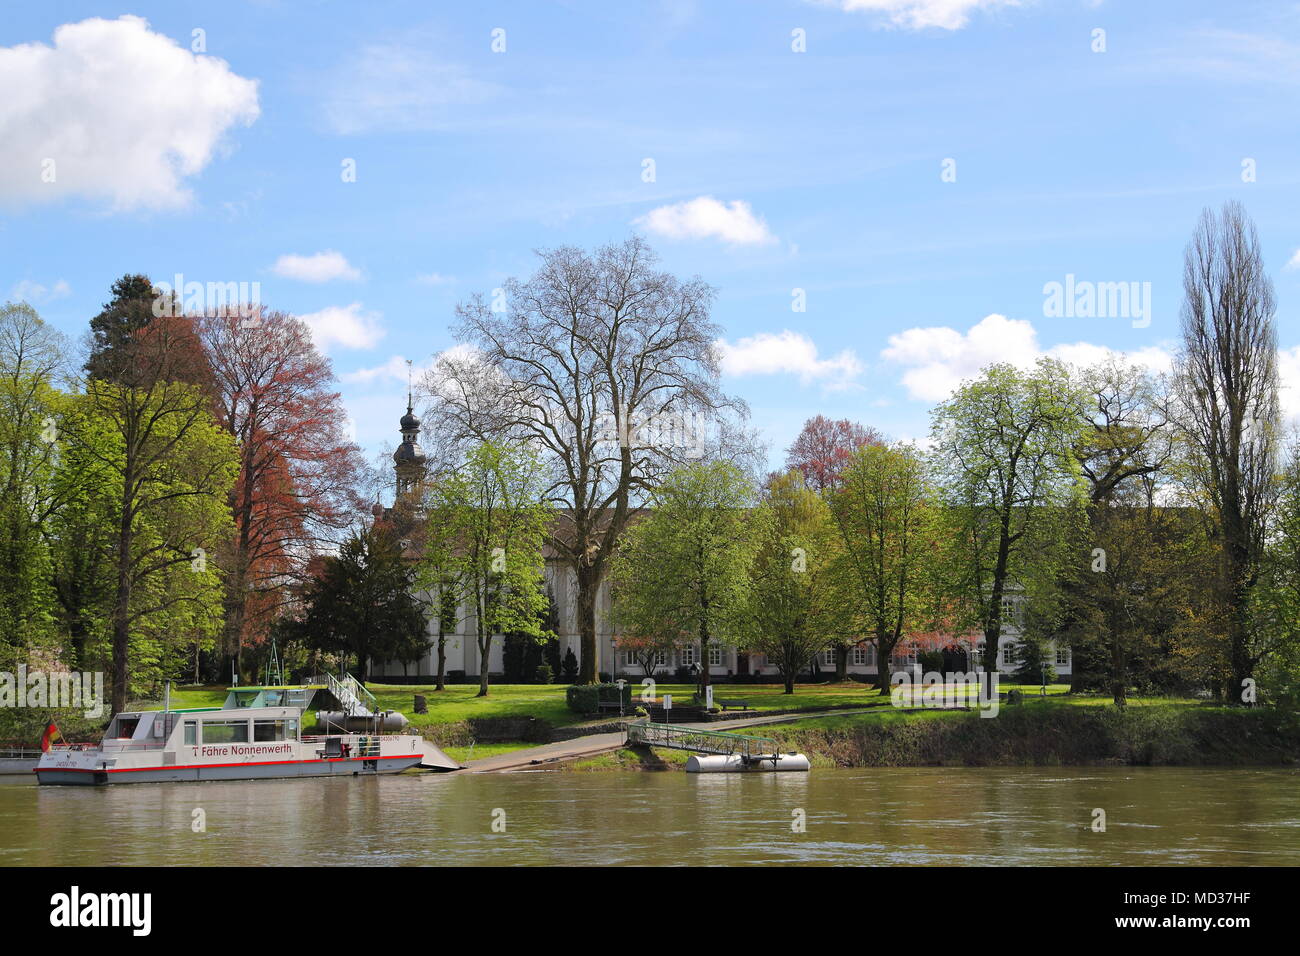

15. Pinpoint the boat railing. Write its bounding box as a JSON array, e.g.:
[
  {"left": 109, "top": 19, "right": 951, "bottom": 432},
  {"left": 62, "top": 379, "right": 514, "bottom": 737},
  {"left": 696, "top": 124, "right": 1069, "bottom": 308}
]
[{"left": 1, "top": 747, "right": 43, "bottom": 758}]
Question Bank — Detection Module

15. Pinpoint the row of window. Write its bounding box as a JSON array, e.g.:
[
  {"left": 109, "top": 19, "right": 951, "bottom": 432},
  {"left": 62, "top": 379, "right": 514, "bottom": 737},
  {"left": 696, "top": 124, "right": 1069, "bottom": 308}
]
[
  {"left": 182, "top": 718, "right": 299, "bottom": 746},
  {"left": 619, "top": 642, "right": 1071, "bottom": 670}
]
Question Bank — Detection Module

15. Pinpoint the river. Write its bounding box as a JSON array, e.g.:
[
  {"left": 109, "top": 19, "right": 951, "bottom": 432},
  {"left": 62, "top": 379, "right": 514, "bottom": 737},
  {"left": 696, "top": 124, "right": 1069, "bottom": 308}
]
[{"left": 2, "top": 766, "right": 1297, "bottom": 866}]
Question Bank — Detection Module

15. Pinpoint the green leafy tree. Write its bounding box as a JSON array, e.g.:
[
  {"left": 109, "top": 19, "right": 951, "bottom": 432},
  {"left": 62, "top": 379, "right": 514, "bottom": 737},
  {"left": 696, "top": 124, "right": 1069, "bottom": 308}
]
[
  {"left": 825, "top": 443, "right": 944, "bottom": 693},
  {"left": 0, "top": 303, "right": 68, "bottom": 660},
  {"left": 446, "top": 440, "right": 552, "bottom": 697},
  {"left": 736, "top": 470, "right": 834, "bottom": 694},
  {"left": 931, "top": 360, "right": 1087, "bottom": 676},
  {"left": 609, "top": 460, "right": 753, "bottom": 692},
  {"left": 277, "top": 522, "right": 428, "bottom": 682},
  {"left": 66, "top": 314, "right": 238, "bottom": 713}
]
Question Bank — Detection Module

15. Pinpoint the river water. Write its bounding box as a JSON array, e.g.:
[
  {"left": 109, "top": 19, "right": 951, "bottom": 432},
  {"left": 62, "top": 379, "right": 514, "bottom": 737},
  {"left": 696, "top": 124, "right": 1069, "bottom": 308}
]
[{"left": 2, "top": 767, "right": 1297, "bottom": 866}]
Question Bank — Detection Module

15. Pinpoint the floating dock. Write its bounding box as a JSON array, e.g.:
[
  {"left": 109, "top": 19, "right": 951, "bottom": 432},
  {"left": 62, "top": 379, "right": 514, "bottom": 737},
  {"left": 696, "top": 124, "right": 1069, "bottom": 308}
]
[{"left": 625, "top": 720, "right": 809, "bottom": 772}]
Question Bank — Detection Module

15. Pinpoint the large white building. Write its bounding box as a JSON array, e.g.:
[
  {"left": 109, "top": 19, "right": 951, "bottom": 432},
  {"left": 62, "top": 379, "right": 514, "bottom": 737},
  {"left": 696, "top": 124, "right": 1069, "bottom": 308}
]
[{"left": 371, "top": 404, "right": 1071, "bottom": 683}]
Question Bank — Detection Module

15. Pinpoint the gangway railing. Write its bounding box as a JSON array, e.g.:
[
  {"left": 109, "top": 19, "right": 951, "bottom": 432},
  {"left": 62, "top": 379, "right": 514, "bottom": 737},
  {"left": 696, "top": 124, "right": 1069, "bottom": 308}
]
[
  {"left": 626, "top": 720, "right": 777, "bottom": 760},
  {"left": 315, "top": 672, "right": 376, "bottom": 718}
]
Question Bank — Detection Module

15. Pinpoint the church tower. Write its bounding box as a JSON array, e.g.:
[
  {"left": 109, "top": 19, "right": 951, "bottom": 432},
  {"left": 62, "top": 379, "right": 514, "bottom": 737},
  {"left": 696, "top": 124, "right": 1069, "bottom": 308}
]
[{"left": 393, "top": 363, "right": 427, "bottom": 500}]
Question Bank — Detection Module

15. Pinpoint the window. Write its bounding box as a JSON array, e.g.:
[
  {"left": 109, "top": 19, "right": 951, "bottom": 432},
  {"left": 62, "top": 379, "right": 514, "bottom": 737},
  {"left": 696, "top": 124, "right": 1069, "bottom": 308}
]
[
  {"left": 681, "top": 645, "right": 697, "bottom": 666},
  {"left": 1002, "top": 643, "right": 1019, "bottom": 666},
  {"left": 254, "top": 720, "right": 290, "bottom": 742},
  {"left": 1055, "top": 645, "right": 1071, "bottom": 666},
  {"left": 651, "top": 649, "right": 668, "bottom": 666},
  {"left": 183, "top": 721, "right": 197, "bottom": 746},
  {"left": 852, "top": 644, "right": 874, "bottom": 667},
  {"left": 708, "top": 646, "right": 723, "bottom": 667},
  {"left": 822, "top": 648, "right": 836, "bottom": 667},
  {"left": 202, "top": 720, "right": 249, "bottom": 744},
  {"left": 1001, "top": 597, "right": 1023, "bottom": 628}
]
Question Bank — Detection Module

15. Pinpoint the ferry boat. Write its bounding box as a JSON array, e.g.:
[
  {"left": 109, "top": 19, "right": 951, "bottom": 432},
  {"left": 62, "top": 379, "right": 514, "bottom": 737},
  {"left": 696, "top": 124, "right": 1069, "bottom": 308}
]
[{"left": 35, "top": 676, "right": 459, "bottom": 786}]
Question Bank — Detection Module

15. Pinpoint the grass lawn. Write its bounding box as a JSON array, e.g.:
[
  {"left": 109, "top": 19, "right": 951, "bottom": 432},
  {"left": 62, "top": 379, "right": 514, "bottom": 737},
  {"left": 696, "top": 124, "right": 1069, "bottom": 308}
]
[{"left": 158, "top": 679, "right": 1072, "bottom": 727}]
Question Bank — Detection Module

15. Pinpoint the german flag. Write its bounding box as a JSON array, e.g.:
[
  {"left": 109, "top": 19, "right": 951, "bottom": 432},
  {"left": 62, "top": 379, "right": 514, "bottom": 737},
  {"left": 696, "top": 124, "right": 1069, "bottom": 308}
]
[{"left": 40, "top": 720, "right": 62, "bottom": 753}]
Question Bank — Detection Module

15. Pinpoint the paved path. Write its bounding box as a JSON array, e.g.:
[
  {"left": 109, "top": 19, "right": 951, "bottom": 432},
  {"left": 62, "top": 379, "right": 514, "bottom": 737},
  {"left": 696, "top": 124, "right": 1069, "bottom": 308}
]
[{"left": 460, "top": 707, "right": 883, "bottom": 773}]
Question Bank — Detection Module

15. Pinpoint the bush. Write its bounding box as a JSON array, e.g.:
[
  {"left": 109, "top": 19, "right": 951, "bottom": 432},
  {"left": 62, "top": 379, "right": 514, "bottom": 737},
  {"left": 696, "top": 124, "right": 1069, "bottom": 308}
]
[
  {"left": 561, "top": 648, "right": 579, "bottom": 683},
  {"left": 535, "top": 663, "right": 554, "bottom": 685},
  {"left": 566, "top": 682, "right": 632, "bottom": 715}
]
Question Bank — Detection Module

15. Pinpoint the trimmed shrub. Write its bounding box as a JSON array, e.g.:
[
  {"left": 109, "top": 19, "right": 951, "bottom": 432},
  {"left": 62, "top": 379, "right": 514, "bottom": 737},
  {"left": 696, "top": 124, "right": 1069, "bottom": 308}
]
[{"left": 566, "top": 682, "right": 632, "bottom": 715}]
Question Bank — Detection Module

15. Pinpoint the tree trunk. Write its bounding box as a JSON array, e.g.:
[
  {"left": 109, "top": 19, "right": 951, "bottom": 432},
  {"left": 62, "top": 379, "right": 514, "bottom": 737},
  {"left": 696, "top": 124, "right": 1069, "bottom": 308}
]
[
  {"left": 834, "top": 645, "right": 848, "bottom": 682},
  {"left": 576, "top": 562, "right": 598, "bottom": 684},
  {"left": 477, "top": 629, "right": 490, "bottom": 698},
  {"left": 435, "top": 627, "right": 447, "bottom": 691},
  {"left": 111, "top": 500, "right": 133, "bottom": 716},
  {"left": 783, "top": 672, "right": 794, "bottom": 694}
]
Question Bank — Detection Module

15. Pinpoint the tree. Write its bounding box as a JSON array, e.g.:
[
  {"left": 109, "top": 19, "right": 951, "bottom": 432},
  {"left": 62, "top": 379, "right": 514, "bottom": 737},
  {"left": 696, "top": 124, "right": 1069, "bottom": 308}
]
[
  {"left": 1174, "top": 201, "right": 1280, "bottom": 703},
  {"left": 608, "top": 460, "right": 753, "bottom": 692},
  {"left": 736, "top": 470, "right": 834, "bottom": 694},
  {"left": 276, "top": 521, "right": 428, "bottom": 682},
  {"left": 416, "top": 467, "right": 475, "bottom": 692},
  {"left": 427, "top": 237, "right": 746, "bottom": 683},
  {"left": 784, "top": 415, "right": 883, "bottom": 492},
  {"left": 443, "top": 440, "right": 552, "bottom": 697},
  {"left": 931, "top": 360, "right": 1086, "bottom": 676},
  {"left": 197, "top": 307, "right": 364, "bottom": 679},
  {"left": 825, "top": 443, "right": 943, "bottom": 691},
  {"left": 1254, "top": 446, "right": 1300, "bottom": 707},
  {"left": 67, "top": 314, "right": 238, "bottom": 713},
  {"left": 0, "top": 303, "right": 68, "bottom": 658},
  {"left": 85, "top": 274, "right": 213, "bottom": 393},
  {"left": 1061, "top": 362, "right": 1179, "bottom": 705}
]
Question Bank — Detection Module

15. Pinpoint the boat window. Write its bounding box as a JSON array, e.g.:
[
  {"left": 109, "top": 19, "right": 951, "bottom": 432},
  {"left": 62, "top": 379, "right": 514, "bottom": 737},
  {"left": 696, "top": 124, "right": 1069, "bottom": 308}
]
[
  {"left": 263, "top": 690, "right": 285, "bottom": 706},
  {"left": 183, "top": 721, "right": 197, "bottom": 746},
  {"left": 253, "top": 719, "right": 289, "bottom": 742},
  {"left": 287, "top": 719, "right": 298, "bottom": 741},
  {"left": 233, "top": 692, "right": 259, "bottom": 708},
  {"left": 112, "top": 717, "right": 139, "bottom": 739},
  {"left": 202, "top": 720, "right": 250, "bottom": 744}
]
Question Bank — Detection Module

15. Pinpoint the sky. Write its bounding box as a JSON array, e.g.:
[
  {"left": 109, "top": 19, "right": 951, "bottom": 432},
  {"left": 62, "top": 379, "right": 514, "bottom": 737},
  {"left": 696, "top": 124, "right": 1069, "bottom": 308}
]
[{"left": 4, "top": 0, "right": 1300, "bottom": 485}]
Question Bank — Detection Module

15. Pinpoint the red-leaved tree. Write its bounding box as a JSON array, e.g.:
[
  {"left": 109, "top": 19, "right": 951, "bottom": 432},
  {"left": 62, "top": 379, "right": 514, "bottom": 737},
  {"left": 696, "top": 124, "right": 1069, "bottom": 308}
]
[
  {"left": 784, "top": 416, "right": 883, "bottom": 492},
  {"left": 199, "top": 307, "right": 366, "bottom": 678}
]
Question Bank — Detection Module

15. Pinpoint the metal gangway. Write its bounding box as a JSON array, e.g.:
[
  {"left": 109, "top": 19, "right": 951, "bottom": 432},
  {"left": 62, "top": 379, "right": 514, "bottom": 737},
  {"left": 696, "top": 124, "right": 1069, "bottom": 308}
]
[
  {"left": 626, "top": 719, "right": 782, "bottom": 765},
  {"left": 318, "top": 672, "right": 378, "bottom": 718}
]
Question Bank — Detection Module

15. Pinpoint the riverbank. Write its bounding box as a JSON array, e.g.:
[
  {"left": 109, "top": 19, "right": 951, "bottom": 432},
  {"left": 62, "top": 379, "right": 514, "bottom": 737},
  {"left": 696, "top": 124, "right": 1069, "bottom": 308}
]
[
  {"left": 561, "top": 698, "right": 1300, "bottom": 771},
  {"left": 762, "top": 698, "right": 1300, "bottom": 768}
]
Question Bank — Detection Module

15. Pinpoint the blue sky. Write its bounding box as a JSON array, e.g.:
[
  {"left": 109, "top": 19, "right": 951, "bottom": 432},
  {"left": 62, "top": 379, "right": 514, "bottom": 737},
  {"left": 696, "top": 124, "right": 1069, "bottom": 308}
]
[{"left": 5, "top": 0, "right": 1300, "bottom": 477}]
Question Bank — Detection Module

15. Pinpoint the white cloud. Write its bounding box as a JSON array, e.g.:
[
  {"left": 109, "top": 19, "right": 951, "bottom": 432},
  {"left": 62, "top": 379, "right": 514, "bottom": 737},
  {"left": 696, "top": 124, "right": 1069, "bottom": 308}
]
[
  {"left": 637, "top": 196, "right": 777, "bottom": 246},
  {"left": 882, "top": 313, "right": 1173, "bottom": 402},
  {"left": 343, "top": 354, "right": 438, "bottom": 386},
  {"left": 814, "top": 0, "right": 1020, "bottom": 30},
  {"left": 0, "top": 16, "right": 259, "bottom": 210},
  {"left": 9, "top": 278, "right": 71, "bottom": 304},
  {"left": 714, "top": 330, "right": 863, "bottom": 386},
  {"left": 1285, "top": 249, "right": 1300, "bottom": 270},
  {"left": 323, "top": 43, "right": 501, "bottom": 134},
  {"left": 298, "top": 303, "right": 384, "bottom": 352},
  {"left": 271, "top": 251, "right": 362, "bottom": 283}
]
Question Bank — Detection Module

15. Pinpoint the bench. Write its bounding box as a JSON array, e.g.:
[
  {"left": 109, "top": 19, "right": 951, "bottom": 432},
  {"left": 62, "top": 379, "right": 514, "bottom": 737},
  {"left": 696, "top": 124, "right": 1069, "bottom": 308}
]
[
  {"left": 717, "top": 698, "right": 751, "bottom": 711},
  {"left": 694, "top": 695, "right": 751, "bottom": 711}
]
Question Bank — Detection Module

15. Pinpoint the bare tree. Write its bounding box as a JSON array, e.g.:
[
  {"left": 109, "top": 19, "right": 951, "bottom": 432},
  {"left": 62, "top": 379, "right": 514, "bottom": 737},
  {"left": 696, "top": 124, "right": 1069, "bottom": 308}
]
[
  {"left": 425, "top": 237, "right": 747, "bottom": 683},
  {"left": 1174, "top": 200, "right": 1280, "bottom": 702}
]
